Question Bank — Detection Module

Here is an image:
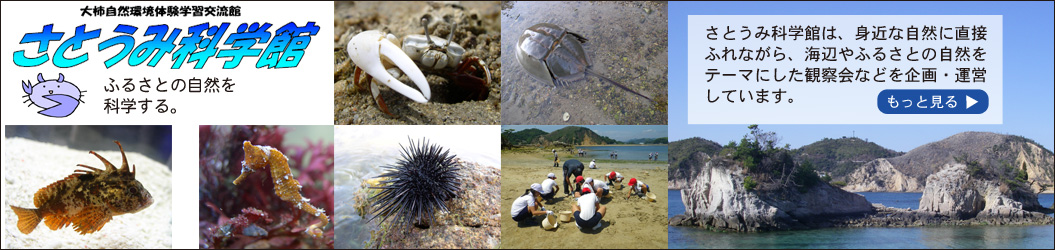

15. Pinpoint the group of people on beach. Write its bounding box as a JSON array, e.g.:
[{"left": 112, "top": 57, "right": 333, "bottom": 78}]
[
  {"left": 647, "top": 152, "right": 660, "bottom": 161},
  {"left": 511, "top": 158, "right": 653, "bottom": 232}
]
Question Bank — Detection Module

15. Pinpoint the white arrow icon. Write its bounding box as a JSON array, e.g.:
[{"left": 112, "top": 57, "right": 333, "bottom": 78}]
[{"left": 965, "top": 95, "right": 977, "bottom": 109}]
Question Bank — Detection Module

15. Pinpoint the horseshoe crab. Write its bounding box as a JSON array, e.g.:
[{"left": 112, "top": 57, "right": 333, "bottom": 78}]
[{"left": 515, "top": 23, "right": 653, "bottom": 102}]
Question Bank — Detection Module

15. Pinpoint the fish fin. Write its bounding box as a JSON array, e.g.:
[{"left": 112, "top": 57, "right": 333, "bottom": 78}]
[
  {"left": 88, "top": 150, "right": 118, "bottom": 172},
  {"left": 33, "top": 175, "right": 79, "bottom": 208},
  {"left": 44, "top": 213, "right": 71, "bottom": 230},
  {"left": 10, "top": 205, "right": 42, "bottom": 234},
  {"left": 71, "top": 205, "right": 112, "bottom": 235},
  {"left": 75, "top": 164, "right": 104, "bottom": 173},
  {"left": 114, "top": 141, "right": 131, "bottom": 173}
]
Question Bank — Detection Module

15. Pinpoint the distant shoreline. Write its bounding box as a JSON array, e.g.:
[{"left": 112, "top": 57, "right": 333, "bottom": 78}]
[{"left": 577, "top": 144, "right": 669, "bottom": 147}]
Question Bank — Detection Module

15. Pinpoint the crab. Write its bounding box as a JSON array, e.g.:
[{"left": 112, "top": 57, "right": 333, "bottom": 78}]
[
  {"left": 402, "top": 16, "right": 492, "bottom": 103},
  {"left": 347, "top": 30, "right": 431, "bottom": 116},
  {"left": 346, "top": 16, "right": 491, "bottom": 116}
]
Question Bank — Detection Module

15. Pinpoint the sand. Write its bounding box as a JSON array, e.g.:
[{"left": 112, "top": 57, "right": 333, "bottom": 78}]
[
  {"left": 334, "top": 1, "right": 502, "bottom": 125},
  {"left": 500, "top": 150, "right": 667, "bottom": 249},
  {"left": 500, "top": 1, "right": 668, "bottom": 125},
  {"left": 1, "top": 138, "right": 172, "bottom": 249}
]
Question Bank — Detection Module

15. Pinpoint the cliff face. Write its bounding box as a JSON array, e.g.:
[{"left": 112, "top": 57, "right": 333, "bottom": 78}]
[
  {"left": 843, "top": 159, "right": 922, "bottom": 192},
  {"left": 679, "top": 159, "right": 792, "bottom": 232},
  {"left": 669, "top": 152, "right": 712, "bottom": 189},
  {"left": 843, "top": 132, "right": 1054, "bottom": 193},
  {"left": 919, "top": 163, "right": 1047, "bottom": 220},
  {"left": 677, "top": 158, "right": 874, "bottom": 232},
  {"left": 668, "top": 138, "right": 723, "bottom": 189}
]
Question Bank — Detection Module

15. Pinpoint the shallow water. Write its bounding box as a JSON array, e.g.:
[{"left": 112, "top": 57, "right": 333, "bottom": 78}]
[
  {"left": 669, "top": 190, "right": 1055, "bottom": 249},
  {"left": 576, "top": 145, "right": 668, "bottom": 161},
  {"left": 501, "top": 1, "right": 668, "bottom": 125},
  {"left": 332, "top": 145, "right": 390, "bottom": 249}
]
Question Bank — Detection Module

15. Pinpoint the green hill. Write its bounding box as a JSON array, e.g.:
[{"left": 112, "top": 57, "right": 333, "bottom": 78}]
[
  {"left": 792, "top": 137, "right": 902, "bottom": 179},
  {"left": 542, "top": 126, "right": 618, "bottom": 145},
  {"left": 501, "top": 126, "right": 619, "bottom": 147},
  {"left": 501, "top": 128, "right": 547, "bottom": 146},
  {"left": 669, "top": 137, "right": 724, "bottom": 182}
]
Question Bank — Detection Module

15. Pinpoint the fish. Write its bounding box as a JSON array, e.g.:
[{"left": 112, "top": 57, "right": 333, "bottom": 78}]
[{"left": 9, "top": 140, "right": 154, "bottom": 235}]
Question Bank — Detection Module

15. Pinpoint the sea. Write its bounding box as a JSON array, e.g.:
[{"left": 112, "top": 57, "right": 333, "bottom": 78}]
[
  {"left": 575, "top": 145, "right": 668, "bottom": 162},
  {"left": 668, "top": 190, "right": 1055, "bottom": 249}
]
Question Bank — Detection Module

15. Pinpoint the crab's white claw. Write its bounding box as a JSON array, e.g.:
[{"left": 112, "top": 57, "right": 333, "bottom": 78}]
[{"left": 347, "top": 30, "right": 431, "bottom": 103}]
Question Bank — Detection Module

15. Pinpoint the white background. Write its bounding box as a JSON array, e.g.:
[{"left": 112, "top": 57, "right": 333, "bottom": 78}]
[{"left": 1, "top": 1, "right": 334, "bottom": 248}]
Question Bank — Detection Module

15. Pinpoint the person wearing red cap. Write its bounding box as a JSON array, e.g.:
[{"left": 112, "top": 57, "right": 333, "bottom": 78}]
[
  {"left": 624, "top": 178, "right": 651, "bottom": 200},
  {"left": 572, "top": 176, "right": 586, "bottom": 197},
  {"left": 604, "top": 171, "right": 624, "bottom": 186},
  {"left": 573, "top": 186, "right": 606, "bottom": 230}
]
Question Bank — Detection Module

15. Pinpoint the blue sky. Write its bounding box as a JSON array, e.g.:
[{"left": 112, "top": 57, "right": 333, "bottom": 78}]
[
  {"left": 668, "top": 1, "right": 1054, "bottom": 152},
  {"left": 503, "top": 125, "right": 668, "bottom": 142}
]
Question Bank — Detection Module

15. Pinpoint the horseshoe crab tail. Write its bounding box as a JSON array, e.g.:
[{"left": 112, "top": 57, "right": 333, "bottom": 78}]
[{"left": 586, "top": 69, "right": 654, "bottom": 103}]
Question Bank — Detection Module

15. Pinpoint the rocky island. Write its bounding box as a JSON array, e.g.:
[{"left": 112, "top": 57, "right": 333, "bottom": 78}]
[
  {"left": 842, "top": 132, "right": 1053, "bottom": 194},
  {"left": 669, "top": 127, "right": 1054, "bottom": 232}
]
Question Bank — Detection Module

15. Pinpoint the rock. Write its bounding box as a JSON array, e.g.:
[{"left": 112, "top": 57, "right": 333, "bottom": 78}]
[
  {"left": 918, "top": 164, "right": 985, "bottom": 219},
  {"left": 919, "top": 163, "right": 1048, "bottom": 221},
  {"left": 841, "top": 132, "right": 1054, "bottom": 193},
  {"left": 366, "top": 159, "right": 500, "bottom": 249},
  {"left": 668, "top": 214, "right": 692, "bottom": 226},
  {"left": 843, "top": 159, "right": 923, "bottom": 192},
  {"left": 678, "top": 158, "right": 874, "bottom": 232}
]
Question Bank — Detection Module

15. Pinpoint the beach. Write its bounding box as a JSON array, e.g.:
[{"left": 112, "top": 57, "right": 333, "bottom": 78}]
[
  {"left": 334, "top": 1, "right": 502, "bottom": 125},
  {"left": 500, "top": 149, "right": 667, "bottom": 249},
  {"left": 500, "top": 1, "right": 668, "bottom": 125}
]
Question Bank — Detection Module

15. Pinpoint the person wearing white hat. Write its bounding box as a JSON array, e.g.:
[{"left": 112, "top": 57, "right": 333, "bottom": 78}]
[
  {"left": 573, "top": 187, "right": 606, "bottom": 230},
  {"left": 540, "top": 173, "right": 559, "bottom": 201},
  {"left": 589, "top": 159, "right": 597, "bottom": 169},
  {"left": 592, "top": 178, "right": 610, "bottom": 197},
  {"left": 511, "top": 184, "right": 551, "bottom": 223}
]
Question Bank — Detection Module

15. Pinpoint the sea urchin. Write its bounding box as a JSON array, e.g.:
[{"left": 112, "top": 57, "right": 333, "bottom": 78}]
[{"left": 369, "top": 137, "right": 462, "bottom": 231}]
